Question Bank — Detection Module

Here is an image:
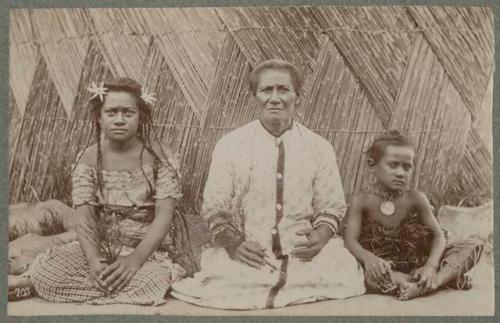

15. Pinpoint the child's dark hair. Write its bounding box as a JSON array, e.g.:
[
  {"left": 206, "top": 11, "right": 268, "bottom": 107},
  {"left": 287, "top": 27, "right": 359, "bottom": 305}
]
[
  {"left": 87, "top": 77, "right": 175, "bottom": 198},
  {"left": 366, "top": 130, "right": 414, "bottom": 165}
]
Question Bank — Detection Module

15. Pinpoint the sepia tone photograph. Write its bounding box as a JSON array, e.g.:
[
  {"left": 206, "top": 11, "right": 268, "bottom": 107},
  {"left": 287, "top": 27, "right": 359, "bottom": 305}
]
[{"left": 6, "top": 5, "right": 494, "bottom": 316}]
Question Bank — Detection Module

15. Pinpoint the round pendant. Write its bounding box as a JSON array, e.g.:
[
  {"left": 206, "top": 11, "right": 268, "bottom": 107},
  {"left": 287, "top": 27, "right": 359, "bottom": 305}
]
[{"left": 380, "top": 201, "right": 395, "bottom": 216}]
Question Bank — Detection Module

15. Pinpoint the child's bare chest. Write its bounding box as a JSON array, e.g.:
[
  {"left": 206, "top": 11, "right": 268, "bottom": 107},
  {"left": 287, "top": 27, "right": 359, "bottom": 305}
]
[{"left": 364, "top": 197, "right": 413, "bottom": 228}]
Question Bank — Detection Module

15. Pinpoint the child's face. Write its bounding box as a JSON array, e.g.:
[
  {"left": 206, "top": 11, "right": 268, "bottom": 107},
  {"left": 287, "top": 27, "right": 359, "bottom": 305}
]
[
  {"left": 373, "top": 145, "right": 415, "bottom": 191},
  {"left": 99, "top": 91, "right": 140, "bottom": 142}
]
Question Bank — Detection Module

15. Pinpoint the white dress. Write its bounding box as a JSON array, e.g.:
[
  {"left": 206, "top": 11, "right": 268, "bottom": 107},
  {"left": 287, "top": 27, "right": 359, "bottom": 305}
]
[{"left": 172, "top": 120, "right": 365, "bottom": 309}]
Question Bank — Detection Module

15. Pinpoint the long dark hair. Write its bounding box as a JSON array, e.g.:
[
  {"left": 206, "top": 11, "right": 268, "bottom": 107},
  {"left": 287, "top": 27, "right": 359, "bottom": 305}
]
[
  {"left": 87, "top": 77, "right": 176, "bottom": 198},
  {"left": 82, "top": 77, "right": 197, "bottom": 274}
]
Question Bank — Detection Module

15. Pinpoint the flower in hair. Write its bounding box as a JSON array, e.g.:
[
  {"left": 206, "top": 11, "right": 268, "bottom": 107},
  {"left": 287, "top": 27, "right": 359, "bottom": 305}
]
[
  {"left": 140, "top": 86, "right": 157, "bottom": 104},
  {"left": 87, "top": 82, "right": 108, "bottom": 102}
]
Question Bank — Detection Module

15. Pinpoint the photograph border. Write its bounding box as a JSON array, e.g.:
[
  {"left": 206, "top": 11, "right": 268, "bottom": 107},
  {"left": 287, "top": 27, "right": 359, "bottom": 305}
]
[{"left": 0, "top": 0, "right": 498, "bottom": 322}]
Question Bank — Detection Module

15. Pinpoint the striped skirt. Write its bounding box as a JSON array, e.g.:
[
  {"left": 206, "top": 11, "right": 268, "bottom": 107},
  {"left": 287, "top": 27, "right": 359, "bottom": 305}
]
[{"left": 30, "top": 241, "right": 184, "bottom": 305}]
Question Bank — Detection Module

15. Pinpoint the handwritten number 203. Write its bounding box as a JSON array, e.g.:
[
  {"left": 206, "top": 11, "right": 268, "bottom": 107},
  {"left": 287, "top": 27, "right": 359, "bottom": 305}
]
[{"left": 15, "top": 287, "right": 31, "bottom": 298}]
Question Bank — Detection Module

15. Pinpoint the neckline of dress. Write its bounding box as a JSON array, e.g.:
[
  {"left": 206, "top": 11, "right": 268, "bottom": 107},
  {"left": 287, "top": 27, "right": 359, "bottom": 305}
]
[{"left": 76, "top": 162, "right": 155, "bottom": 175}]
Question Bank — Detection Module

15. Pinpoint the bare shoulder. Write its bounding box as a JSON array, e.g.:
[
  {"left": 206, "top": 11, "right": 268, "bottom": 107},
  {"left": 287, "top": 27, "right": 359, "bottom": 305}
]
[
  {"left": 350, "top": 192, "right": 371, "bottom": 209},
  {"left": 77, "top": 144, "right": 98, "bottom": 167},
  {"left": 406, "top": 189, "right": 430, "bottom": 205},
  {"left": 358, "top": 189, "right": 380, "bottom": 202},
  {"left": 406, "top": 189, "right": 427, "bottom": 199}
]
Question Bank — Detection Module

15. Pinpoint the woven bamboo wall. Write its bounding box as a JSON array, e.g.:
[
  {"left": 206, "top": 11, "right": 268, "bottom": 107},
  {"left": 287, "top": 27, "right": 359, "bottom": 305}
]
[{"left": 8, "top": 7, "right": 494, "bottom": 209}]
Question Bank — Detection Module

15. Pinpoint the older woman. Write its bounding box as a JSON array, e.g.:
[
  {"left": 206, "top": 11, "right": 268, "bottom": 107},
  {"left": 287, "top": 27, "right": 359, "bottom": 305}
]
[{"left": 172, "top": 59, "right": 365, "bottom": 309}]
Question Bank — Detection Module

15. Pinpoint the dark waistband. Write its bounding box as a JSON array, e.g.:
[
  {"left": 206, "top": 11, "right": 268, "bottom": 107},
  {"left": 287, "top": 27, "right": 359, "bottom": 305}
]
[{"left": 97, "top": 204, "right": 155, "bottom": 223}]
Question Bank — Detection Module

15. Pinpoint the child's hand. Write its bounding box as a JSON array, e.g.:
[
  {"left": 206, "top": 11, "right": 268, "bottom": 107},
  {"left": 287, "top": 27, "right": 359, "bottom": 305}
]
[
  {"left": 364, "top": 255, "right": 393, "bottom": 284},
  {"left": 413, "top": 265, "right": 438, "bottom": 290},
  {"left": 99, "top": 255, "right": 142, "bottom": 293},
  {"left": 88, "top": 258, "right": 108, "bottom": 293}
]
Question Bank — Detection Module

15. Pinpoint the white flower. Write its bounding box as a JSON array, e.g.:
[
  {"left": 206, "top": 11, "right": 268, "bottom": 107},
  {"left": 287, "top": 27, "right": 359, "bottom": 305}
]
[
  {"left": 87, "top": 82, "right": 108, "bottom": 102},
  {"left": 141, "top": 86, "right": 157, "bottom": 104}
]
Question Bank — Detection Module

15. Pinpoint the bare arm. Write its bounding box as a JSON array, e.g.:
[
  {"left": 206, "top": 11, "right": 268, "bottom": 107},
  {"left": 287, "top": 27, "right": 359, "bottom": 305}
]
[
  {"left": 76, "top": 204, "right": 102, "bottom": 264},
  {"left": 414, "top": 191, "right": 446, "bottom": 268},
  {"left": 99, "top": 198, "right": 176, "bottom": 291},
  {"left": 129, "top": 198, "right": 176, "bottom": 264},
  {"left": 344, "top": 194, "right": 392, "bottom": 283},
  {"left": 75, "top": 204, "right": 108, "bottom": 291},
  {"left": 73, "top": 147, "right": 102, "bottom": 264},
  {"left": 344, "top": 195, "right": 376, "bottom": 264},
  {"left": 410, "top": 191, "right": 446, "bottom": 289},
  {"left": 128, "top": 143, "right": 180, "bottom": 264}
]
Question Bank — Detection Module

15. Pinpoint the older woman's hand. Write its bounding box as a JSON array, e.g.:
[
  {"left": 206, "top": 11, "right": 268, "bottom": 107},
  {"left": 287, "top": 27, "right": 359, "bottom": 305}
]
[
  {"left": 227, "top": 241, "right": 267, "bottom": 269},
  {"left": 291, "top": 225, "right": 332, "bottom": 262}
]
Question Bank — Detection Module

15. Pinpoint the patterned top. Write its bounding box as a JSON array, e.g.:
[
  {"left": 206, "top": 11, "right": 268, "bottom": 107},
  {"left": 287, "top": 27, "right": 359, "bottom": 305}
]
[
  {"left": 203, "top": 120, "right": 347, "bottom": 256},
  {"left": 72, "top": 153, "right": 182, "bottom": 207},
  {"left": 71, "top": 148, "right": 183, "bottom": 250}
]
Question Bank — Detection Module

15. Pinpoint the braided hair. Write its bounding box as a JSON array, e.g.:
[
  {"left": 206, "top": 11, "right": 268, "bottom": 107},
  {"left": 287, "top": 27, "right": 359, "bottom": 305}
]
[
  {"left": 84, "top": 77, "right": 197, "bottom": 275},
  {"left": 87, "top": 77, "right": 175, "bottom": 197},
  {"left": 366, "top": 130, "right": 414, "bottom": 166}
]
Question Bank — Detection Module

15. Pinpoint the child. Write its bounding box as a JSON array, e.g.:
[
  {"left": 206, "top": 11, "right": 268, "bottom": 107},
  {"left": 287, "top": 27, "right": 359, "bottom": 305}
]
[
  {"left": 344, "top": 131, "right": 483, "bottom": 300},
  {"left": 10, "top": 77, "right": 193, "bottom": 305}
]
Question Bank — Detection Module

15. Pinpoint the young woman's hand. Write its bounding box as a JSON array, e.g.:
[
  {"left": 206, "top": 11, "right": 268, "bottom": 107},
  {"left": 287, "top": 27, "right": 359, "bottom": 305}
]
[
  {"left": 413, "top": 264, "right": 438, "bottom": 290},
  {"left": 292, "top": 226, "right": 331, "bottom": 262},
  {"left": 364, "top": 254, "right": 393, "bottom": 284},
  {"left": 99, "top": 255, "right": 142, "bottom": 292},
  {"left": 88, "top": 258, "right": 108, "bottom": 293},
  {"left": 228, "top": 241, "right": 267, "bottom": 269}
]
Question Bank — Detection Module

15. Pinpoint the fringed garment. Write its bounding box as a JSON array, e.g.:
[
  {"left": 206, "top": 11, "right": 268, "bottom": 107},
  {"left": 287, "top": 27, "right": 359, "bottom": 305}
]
[{"left": 359, "top": 212, "right": 484, "bottom": 290}]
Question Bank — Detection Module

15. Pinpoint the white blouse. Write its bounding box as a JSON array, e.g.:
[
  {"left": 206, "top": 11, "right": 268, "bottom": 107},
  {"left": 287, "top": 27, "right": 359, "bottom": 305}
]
[{"left": 203, "top": 120, "right": 347, "bottom": 255}]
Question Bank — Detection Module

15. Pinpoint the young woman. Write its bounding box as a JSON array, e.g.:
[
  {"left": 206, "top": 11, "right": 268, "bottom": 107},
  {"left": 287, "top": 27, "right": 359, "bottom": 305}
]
[{"left": 12, "top": 77, "right": 190, "bottom": 305}]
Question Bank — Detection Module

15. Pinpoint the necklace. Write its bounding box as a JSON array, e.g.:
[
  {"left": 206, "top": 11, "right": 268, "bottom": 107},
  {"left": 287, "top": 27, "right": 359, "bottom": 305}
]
[{"left": 366, "top": 182, "right": 404, "bottom": 216}]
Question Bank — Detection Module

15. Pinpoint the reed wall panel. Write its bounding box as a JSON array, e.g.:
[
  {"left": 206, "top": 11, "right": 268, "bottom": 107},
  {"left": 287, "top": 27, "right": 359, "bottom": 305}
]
[{"left": 8, "top": 7, "right": 494, "bottom": 209}]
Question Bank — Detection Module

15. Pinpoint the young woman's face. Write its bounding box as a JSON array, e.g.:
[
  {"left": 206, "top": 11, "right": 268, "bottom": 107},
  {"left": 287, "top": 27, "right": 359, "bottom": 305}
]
[
  {"left": 99, "top": 91, "right": 140, "bottom": 142},
  {"left": 254, "top": 68, "right": 297, "bottom": 126},
  {"left": 373, "top": 145, "right": 415, "bottom": 191}
]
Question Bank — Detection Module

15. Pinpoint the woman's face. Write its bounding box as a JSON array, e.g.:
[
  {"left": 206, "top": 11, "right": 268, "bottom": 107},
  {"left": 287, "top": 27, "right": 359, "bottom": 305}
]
[
  {"left": 254, "top": 68, "right": 297, "bottom": 126},
  {"left": 99, "top": 91, "right": 140, "bottom": 142}
]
